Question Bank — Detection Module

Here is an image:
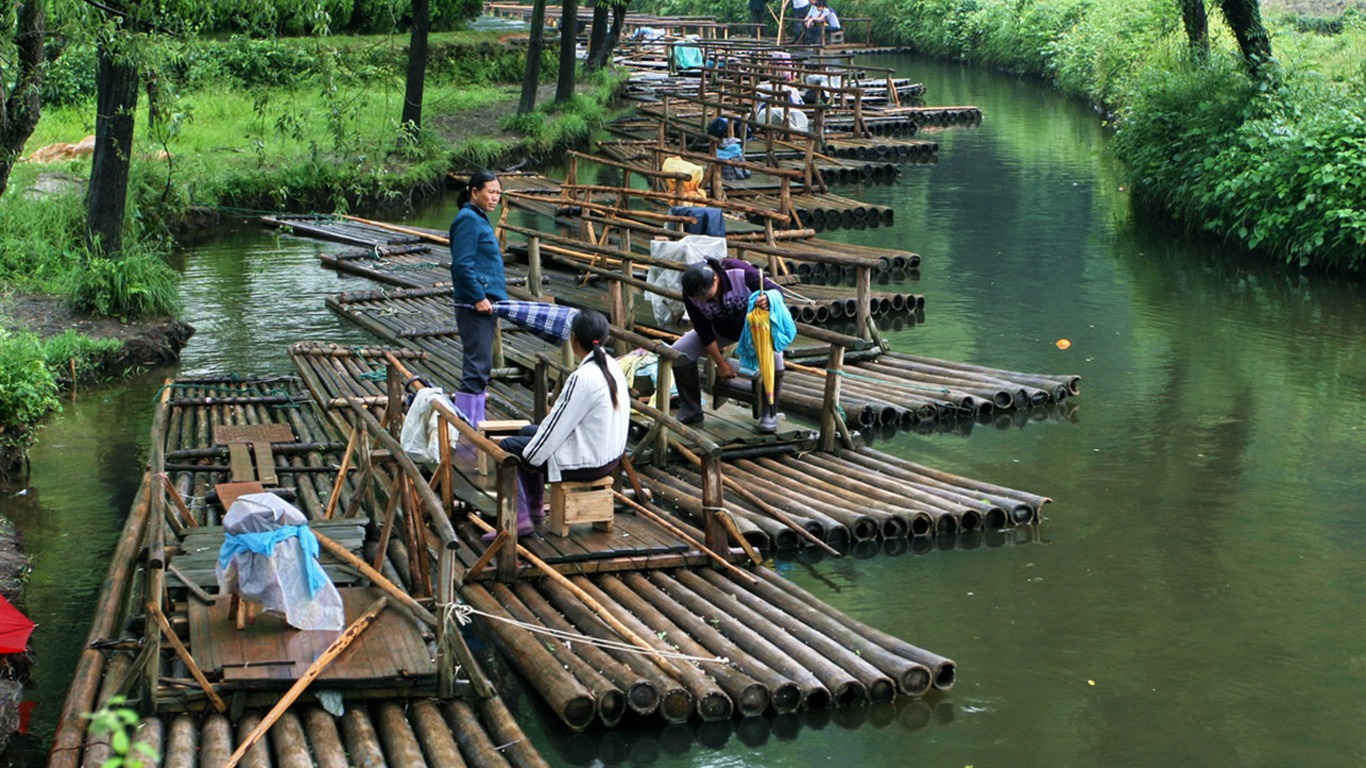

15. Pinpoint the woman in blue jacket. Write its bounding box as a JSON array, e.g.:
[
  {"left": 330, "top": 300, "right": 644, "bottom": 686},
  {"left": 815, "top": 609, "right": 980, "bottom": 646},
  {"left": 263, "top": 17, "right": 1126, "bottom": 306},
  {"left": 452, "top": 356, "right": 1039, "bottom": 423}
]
[{"left": 449, "top": 170, "right": 507, "bottom": 430}]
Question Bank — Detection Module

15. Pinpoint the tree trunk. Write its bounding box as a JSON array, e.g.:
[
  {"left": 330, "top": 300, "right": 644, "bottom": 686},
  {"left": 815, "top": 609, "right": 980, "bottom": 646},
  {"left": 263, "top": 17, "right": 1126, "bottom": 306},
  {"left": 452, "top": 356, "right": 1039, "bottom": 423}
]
[
  {"left": 605, "top": 2, "right": 629, "bottom": 64},
  {"left": 401, "top": 0, "right": 432, "bottom": 142},
  {"left": 1219, "top": 0, "right": 1273, "bottom": 79},
  {"left": 585, "top": 2, "right": 609, "bottom": 72},
  {"left": 555, "top": 0, "right": 579, "bottom": 103},
  {"left": 1179, "top": 0, "right": 1209, "bottom": 60},
  {"left": 86, "top": 45, "right": 140, "bottom": 257},
  {"left": 0, "top": 0, "right": 45, "bottom": 198},
  {"left": 519, "top": 0, "right": 549, "bottom": 113}
]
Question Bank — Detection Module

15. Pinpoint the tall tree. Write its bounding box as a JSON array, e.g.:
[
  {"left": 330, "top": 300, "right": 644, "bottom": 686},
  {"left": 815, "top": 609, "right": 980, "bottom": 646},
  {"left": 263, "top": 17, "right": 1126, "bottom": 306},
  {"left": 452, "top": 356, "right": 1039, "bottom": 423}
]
[
  {"left": 400, "top": 0, "right": 431, "bottom": 141},
  {"left": 588, "top": 0, "right": 629, "bottom": 72},
  {"left": 1178, "top": 0, "right": 1209, "bottom": 60},
  {"left": 519, "top": 0, "right": 549, "bottom": 113},
  {"left": 85, "top": 32, "right": 139, "bottom": 256},
  {"left": 1, "top": 0, "right": 45, "bottom": 198},
  {"left": 555, "top": 0, "right": 579, "bottom": 103},
  {"left": 585, "top": 0, "right": 608, "bottom": 72},
  {"left": 1218, "top": 0, "right": 1273, "bottom": 79}
]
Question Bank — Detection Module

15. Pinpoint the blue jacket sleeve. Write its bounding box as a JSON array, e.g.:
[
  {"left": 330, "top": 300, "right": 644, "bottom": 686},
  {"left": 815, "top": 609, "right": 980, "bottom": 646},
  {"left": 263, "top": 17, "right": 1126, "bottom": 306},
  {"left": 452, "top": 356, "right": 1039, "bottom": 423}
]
[{"left": 449, "top": 209, "right": 484, "bottom": 303}]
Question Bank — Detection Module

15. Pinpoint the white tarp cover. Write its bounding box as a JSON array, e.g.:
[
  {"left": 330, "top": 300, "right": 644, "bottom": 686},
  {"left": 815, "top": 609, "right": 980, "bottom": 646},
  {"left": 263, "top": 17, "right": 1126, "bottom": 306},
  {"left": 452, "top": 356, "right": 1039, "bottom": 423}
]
[
  {"left": 216, "top": 493, "right": 345, "bottom": 631},
  {"left": 647, "top": 235, "right": 728, "bottom": 324},
  {"left": 400, "top": 387, "right": 460, "bottom": 465}
]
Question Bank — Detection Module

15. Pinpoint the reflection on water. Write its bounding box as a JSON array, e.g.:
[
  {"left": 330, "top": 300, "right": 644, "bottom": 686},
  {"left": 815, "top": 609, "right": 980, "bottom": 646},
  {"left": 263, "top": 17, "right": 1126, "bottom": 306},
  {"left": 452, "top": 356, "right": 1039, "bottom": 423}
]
[{"left": 4, "top": 53, "right": 1364, "bottom": 768}]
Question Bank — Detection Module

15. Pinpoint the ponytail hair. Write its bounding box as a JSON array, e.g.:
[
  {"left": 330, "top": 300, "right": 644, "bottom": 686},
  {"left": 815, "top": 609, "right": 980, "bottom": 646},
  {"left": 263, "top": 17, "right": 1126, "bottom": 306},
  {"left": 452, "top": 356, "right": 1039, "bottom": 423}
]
[
  {"left": 571, "top": 310, "right": 620, "bottom": 409},
  {"left": 457, "top": 169, "right": 498, "bottom": 207}
]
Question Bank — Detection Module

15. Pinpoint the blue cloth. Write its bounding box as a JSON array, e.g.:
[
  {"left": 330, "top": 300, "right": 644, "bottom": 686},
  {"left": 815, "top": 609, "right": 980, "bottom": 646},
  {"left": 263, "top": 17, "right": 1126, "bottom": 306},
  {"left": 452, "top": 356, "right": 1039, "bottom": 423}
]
[
  {"left": 449, "top": 203, "right": 507, "bottom": 304},
  {"left": 716, "top": 142, "right": 744, "bottom": 161},
  {"left": 217, "top": 524, "right": 328, "bottom": 598},
  {"left": 670, "top": 206, "right": 726, "bottom": 237},
  {"left": 738, "top": 289, "right": 797, "bottom": 372},
  {"left": 673, "top": 44, "right": 703, "bottom": 70}
]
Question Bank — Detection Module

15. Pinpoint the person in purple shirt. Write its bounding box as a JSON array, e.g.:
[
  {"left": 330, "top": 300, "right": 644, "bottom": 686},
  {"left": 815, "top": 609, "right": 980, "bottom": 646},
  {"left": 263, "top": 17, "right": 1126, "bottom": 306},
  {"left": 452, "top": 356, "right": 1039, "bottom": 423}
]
[{"left": 670, "top": 258, "right": 786, "bottom": 432}]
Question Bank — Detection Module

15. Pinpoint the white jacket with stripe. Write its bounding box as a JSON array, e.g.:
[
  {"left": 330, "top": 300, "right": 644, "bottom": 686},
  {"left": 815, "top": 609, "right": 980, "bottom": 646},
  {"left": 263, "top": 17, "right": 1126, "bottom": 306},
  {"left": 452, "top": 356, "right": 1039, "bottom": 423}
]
[{"left": 522, "top": 352, "right": 630, "bottom": 481}]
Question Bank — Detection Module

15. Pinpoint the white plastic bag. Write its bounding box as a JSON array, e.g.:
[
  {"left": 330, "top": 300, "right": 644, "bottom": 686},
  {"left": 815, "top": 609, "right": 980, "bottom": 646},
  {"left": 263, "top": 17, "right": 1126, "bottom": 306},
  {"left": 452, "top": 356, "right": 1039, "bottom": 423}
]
[
  {"left": 647, "top": 235, "right": 727, "bottom": 324},
  {"left": 216, "top": 493, "right": 345, "bottom": 631},
  {"left": 400, "top": 387, "right": 460, "bottom": 465}
]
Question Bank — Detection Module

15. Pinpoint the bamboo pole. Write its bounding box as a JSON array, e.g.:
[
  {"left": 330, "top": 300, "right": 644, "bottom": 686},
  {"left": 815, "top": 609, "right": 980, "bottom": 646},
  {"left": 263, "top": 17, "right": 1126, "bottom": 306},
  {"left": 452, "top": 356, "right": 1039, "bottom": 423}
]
[
  {"left": 224, "top": 596, "right": 388, "bottom": 768},
  {"left": 464, "top": 514, "right": 685, "bottom": 680}
]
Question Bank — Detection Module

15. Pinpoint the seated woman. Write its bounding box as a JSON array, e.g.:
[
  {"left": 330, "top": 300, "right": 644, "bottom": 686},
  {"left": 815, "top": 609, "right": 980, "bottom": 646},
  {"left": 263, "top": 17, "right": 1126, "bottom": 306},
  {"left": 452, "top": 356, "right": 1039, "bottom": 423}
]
[
  {"left": 487, "top": 310, "right": 630, "bottom": 539},
  {"left": 803, "top": 0, "right": 841, "bottom": 44}
]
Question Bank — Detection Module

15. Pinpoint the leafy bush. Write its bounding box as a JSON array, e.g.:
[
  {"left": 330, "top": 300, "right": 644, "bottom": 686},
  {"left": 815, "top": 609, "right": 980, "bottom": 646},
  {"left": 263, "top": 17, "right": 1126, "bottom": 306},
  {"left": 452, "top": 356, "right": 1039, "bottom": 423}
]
[
  {"left": 67, "top": 253, "right": 181, "bottom": 320},
  {"left": 42, "top": 331, "right": 124, "bottom": 384},
  {"left": 0, "top": 331, "right": 60, "bottom": 441}
]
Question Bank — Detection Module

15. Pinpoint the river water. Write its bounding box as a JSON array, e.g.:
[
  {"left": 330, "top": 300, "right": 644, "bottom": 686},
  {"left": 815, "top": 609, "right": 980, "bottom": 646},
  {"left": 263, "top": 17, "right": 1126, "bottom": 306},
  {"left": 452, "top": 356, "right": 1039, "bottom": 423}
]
[{"left": 3, "top": 53, "right": 1363, "bottom": 767}]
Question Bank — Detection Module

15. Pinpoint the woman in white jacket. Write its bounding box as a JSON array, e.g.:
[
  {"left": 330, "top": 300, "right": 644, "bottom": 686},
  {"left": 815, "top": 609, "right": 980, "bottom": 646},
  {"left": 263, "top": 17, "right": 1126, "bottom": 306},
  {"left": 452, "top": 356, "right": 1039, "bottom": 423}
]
[{"left": 487, "top": 310, "right": 629, "bottom": 539}]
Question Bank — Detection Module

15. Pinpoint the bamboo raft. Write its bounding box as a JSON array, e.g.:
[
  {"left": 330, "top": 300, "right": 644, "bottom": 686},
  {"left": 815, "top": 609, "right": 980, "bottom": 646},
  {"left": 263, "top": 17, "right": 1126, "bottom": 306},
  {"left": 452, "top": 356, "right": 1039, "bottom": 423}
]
[
  {"left": 49, "top": 375, "right": 551, "bottom": 768},
  {"left": 599, "top": 137, "right": 902, "bottom": 185},
  {"left": 280, "top": 344, "right": 972, "bottom": 733}
]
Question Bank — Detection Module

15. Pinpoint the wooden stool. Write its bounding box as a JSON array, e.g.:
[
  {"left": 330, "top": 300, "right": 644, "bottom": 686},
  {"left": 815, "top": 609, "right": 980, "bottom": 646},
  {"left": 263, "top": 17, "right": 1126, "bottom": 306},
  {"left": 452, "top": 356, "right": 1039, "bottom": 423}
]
[
  {"left": 478, "top": 419, "right": 531, "bottom": 475},
  {"left": 548, "top": 477, "right": 615, "bottom": 537},
  {"left": 827, "top": 28, "right": 845, "bottom": 45}
]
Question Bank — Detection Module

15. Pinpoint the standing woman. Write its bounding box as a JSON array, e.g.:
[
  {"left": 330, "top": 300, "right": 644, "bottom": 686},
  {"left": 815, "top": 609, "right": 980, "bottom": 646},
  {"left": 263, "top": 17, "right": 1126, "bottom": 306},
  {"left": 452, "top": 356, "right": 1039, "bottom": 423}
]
[
  {"left": 449, "top": 169, "right": 506, "bottom": 430},
  {"left": 492, "top": 310, "right": 629, "bottom": 538}
]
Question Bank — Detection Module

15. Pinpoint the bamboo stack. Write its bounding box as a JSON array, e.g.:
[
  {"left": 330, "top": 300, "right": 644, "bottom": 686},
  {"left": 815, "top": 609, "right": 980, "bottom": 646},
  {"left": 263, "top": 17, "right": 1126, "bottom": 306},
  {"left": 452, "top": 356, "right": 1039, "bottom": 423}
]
[
  {"left": 652, "top": 447, "right": 1046, "bottom": 540},
  {"left": 89, "top": 698, "right": 547, "bottom": 768},
  {"left": 459, "top": 566, "right": 950, "bottom": 732}
]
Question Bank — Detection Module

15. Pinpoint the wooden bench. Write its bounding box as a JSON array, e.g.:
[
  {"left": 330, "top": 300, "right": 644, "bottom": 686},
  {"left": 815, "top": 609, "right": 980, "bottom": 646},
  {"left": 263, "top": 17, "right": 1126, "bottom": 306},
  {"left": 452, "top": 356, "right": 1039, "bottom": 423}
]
[
  {"left": 478, "top": 419, "right": 531, "bottom": 476},
  {"left": 548, "top": 476, "right": 615, "bottom": 538}
]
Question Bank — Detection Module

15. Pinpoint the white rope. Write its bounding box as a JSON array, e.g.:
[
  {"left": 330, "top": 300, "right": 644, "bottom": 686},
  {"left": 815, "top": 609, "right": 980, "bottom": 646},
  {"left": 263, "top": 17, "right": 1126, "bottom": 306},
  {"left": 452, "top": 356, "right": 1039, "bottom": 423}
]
[{"left": 450, "top": 602, "right": 727, "bottom": 665}]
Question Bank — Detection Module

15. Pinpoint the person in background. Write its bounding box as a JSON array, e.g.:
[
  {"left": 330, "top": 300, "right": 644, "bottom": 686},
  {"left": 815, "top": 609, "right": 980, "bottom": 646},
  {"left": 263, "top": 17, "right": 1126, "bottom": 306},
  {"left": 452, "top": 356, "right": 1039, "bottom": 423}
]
[
  {"left": 490, "top": 311, "right": 629, "bottom": 539},
  {"left": 804, "top": 0, "right": 841, "bottom": 44},
  {"left": 748, "top": 0, "right": 768, "bottom": 33},
  {"left": 670, "top": 258, "right": 785, "bottom": 432},
  {"left": 449, "top": 169, "right": 506, "bottom": 435},
  {"left": 784, "top": 0, "right": 811, "bottom": 44}
]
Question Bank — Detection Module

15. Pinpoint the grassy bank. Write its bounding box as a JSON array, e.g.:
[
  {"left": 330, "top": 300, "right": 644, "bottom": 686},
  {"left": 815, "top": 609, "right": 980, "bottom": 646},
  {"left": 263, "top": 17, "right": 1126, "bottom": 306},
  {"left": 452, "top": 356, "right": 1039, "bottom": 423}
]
[
  {"left": 647, "top": 0, "right": 1366, "bottom": 272},
  {"left": 0, "top": 27, "right": 625, "bottom": 460}
]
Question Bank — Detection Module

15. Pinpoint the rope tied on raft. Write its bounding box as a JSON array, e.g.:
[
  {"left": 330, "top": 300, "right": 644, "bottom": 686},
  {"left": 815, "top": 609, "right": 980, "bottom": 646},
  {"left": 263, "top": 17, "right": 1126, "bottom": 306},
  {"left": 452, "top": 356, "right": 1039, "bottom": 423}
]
[
  {"left": 262, "top": 387, "right": 305, "bottom": 408},
  {"left": 825, "top": 367, "right": 951, "bottom": 395},
  {"left": 356, "top": 368, "right": 389, "bottom": 382},
  {"left": 449, "top": 603, "right": 729, "bottom": 665}
]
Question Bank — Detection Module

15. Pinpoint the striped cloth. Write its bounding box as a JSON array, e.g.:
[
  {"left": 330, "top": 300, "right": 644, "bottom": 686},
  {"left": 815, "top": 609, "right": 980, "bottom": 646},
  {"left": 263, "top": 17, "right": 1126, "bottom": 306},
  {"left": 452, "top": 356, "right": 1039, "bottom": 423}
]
[{"left": 490, "top": 301, "right": 580, "bottom": 345}]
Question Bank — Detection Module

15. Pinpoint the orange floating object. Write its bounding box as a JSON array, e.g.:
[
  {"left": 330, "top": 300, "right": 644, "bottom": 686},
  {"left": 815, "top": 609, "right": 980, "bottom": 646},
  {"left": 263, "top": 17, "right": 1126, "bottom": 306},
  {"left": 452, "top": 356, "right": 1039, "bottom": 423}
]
[{"left": 1055, "top": 339, "right": 1072, "bottom": 350}]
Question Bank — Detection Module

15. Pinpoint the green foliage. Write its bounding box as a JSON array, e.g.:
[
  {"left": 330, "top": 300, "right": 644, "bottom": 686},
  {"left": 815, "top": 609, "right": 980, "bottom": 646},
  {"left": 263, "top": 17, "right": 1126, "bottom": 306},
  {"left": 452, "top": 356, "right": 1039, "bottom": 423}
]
[
  {"left": 42, "top": 331, "right": 124, "bottom": 384},
  {"left": 67, "top": 252, "right": 181, "bottom": 321},
  {"left": 0, "top": 191, "right": 87, "bottom": 293},
  {"left": 83, "top": 696, "right": 159, "bottom": 768},
  {"left": 0, "top": 331, "right": 61, "bottom": 441}
]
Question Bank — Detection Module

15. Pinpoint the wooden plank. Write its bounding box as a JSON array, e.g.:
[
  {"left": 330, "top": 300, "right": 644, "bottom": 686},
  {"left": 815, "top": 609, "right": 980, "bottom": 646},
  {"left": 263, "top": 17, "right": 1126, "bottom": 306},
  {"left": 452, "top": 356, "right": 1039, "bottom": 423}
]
[
  {"left": 226, "top": 444, "right": 255, "bottom": 483},
  {"left": 252, "top": 441, "right": 279, "bottom": 486},
  {"left": 189, "top": 587, "right": 434, "bottom": 689}
]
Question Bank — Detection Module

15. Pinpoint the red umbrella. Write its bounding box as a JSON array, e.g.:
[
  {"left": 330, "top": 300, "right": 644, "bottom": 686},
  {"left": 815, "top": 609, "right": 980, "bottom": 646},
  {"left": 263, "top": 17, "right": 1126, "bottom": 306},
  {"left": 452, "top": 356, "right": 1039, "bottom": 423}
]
[{"left": 0, "top": 594, "right": 35, "bottom": 653}]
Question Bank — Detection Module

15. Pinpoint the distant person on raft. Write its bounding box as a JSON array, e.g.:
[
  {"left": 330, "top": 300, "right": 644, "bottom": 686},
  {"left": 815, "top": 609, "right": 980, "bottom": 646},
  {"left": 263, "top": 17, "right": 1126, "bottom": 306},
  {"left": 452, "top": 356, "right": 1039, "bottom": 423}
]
[{"left": 671, "top": 259, "right": 786, "bottom": 432}]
